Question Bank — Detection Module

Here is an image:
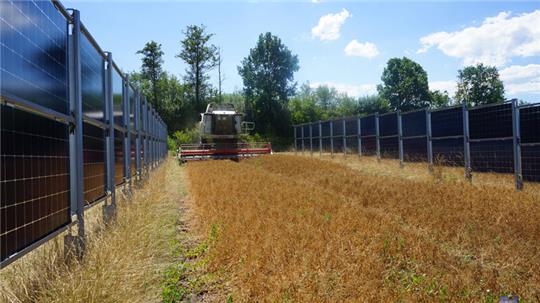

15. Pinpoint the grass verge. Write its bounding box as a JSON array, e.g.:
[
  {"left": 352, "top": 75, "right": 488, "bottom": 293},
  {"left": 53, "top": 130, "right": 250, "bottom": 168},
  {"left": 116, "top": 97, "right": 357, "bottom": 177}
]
[{"left": 0, "top": 159, "right": 204, "bottom": 303}]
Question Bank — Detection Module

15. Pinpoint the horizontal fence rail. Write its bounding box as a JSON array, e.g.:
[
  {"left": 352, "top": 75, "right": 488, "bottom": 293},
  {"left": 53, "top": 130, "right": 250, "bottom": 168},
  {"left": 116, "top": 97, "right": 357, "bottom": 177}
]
[
  {"left": 294, "top": 100, "right": 540, "bottom": 191},
  {"left": 1, "top": 0, "right": 168, "bottom": 268}
]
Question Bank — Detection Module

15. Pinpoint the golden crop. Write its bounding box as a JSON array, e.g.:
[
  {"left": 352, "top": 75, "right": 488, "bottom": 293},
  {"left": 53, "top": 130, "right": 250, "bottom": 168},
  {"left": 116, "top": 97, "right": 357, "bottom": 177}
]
[{"left": 186, "top": 154, "right": 540, "bottom": 302}]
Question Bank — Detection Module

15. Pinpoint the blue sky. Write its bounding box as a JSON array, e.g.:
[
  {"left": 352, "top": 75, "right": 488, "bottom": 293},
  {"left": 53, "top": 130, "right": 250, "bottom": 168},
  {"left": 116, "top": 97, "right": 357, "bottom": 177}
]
[{"left": 64, "top": 0, "right": 540, "bottom": 102}]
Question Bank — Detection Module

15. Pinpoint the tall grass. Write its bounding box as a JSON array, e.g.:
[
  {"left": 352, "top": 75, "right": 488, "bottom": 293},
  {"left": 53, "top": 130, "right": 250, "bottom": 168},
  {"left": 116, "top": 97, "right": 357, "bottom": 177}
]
[
  {"left": 186, "top": 155, "right": 540, "bottom": 302},
  {"left": 0, "top": 159, "right": 185, "bottom": 303}
]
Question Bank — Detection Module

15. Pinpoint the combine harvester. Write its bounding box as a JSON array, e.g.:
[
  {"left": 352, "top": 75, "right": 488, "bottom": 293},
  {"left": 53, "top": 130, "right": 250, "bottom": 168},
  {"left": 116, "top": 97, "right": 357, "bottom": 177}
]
[{"left": 177, "top": 103, "right": 272, "bottom": 163}]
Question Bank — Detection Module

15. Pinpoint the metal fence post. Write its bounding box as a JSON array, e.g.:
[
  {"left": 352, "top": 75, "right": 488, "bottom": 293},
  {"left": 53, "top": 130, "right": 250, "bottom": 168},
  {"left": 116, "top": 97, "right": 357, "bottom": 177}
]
[
  {"left": 398, "top": 111, "right": 404, "bottom": 168},
  {"left": 134, "top": 90, "right": 141, "bottom": 180},
  {"left": 426, "top": 109, "right": 433, "bottom": 172},
  {"left": 301, "top": 124, "right": 305, "bottom": 154},
  {"left": 123, "top": 75, "right": 131, "bottom": 192},
  {"left": 512, "top": 100, "right": 523, "bottom": 190},
  {"left": 142, "top": 98, "right": 148, "bottom": 175},
  {"left": 103, "top": 52, "right": 116, "bottom": 221},
  {"left": 330, "top": 120, "right": 334, "bottom": 157},
  {"left": 66, "top": 8, "right": 85, "bottom": 258},
  {"left": 342, "top": 118, "right": 346, "bottom": 156},
  {"left": 462, "top": 103, "right": 472, "bottom": 181},
  {"left": 375, "top": 113, "right": 381, "bottom": 161},
  {"left": 357, "top": 116, "right": 362, "bottom": 156},
  {"left": 294, "top": 125, "right": 297, "bottom": 154},
  {"left": 319, "top": 121, "right": 322, "bottom": 157},
  {"left": 309, "top": 123, "right": 313, "bottom": 156}
]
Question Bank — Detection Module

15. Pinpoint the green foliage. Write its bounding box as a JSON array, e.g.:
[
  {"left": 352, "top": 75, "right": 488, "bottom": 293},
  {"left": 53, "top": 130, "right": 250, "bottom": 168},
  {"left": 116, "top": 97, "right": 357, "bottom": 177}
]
[
  {"left": 238, "top": 32, "right": 300, "bottom": 139},
  {"left": 430, "top": 90, "right": 452, "bottom": 109},
  {"left": 177, "top": 25, "right": 219, "bottom": 113},
  {"left": 168, "top": 128, "right": 200, "bottom": 150},
  {"left": 455, "top": 63, "right": 505, "bottom": 107},
  {"left": 136, "top": 41, "right": 164, "bottom": 111},
  {"left": 377, "top": 57, "right": 432, "bottom": 111},
  {"left": 358, "top": 95, "right": 390, "bottom": 114}
]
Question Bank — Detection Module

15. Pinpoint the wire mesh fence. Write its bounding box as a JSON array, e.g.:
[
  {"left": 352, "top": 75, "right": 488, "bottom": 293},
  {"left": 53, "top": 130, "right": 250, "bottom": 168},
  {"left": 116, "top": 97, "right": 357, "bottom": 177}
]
[
  {"left": 1, "top": 0, "right": 168, "bottom": 268},
  {"left": 294, "top": 100, "right": 539, "bottom": 191}
]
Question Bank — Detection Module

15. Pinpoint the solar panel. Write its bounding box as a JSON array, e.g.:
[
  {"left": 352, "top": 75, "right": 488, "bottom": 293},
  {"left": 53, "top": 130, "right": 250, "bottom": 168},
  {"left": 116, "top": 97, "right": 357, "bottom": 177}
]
[
  {"left": 82, "top": 122, "right": 106, "bottom": 204},
  {"left": 1, "top": 105, "right": 70, "bottom": 262},
  {"left": 0, "top": 0, "right": 69, "bottom": 114}
]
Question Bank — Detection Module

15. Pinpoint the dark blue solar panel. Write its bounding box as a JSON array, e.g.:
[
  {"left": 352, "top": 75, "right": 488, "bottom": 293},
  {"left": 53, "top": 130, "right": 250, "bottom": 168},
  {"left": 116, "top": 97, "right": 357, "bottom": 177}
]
[
  {"left": 0, "top": 0, "right": 68, "bottom": 114},
  {"left": 360, "top": 115, "right": 375, "bottom": 136},
  {"left": 1, "top": 105, "right": 70, "bottom": 262},
  {"left": 112, "top": 69, "right": 123, "bottom": 126},
  {"left": 431, "top": 107, "right": 463, "bottom": 138},
  {"left": 379, "top": 113, "right": 397, "bottom": 137},
  {"left": 469, "top": 103, "right": 512, "bottom": 140},
  {"left": 402, "top": 110, "right": 426, "bottom": 137},
  {"left": 81, "top": 32, "right": 105, "bottom": 120}
]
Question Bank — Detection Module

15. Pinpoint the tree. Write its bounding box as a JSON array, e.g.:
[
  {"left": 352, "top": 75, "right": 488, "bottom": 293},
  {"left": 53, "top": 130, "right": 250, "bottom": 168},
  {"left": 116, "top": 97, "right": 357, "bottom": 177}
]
[
  {"left": 238, "top": 32, "right": 299, "bottom": 138},
  {"left": 314, "top": 85, "right": 338, "bottom": 110},
  {"left": 136, "top": 41, "right": 164, "bottom": 111},
  {"left": 358, "top": 95, "right": 390, "bottom": 115},
  {"left": 377, "top": 57, "right": 431, "bottom": 112},
  {"left": 177, "top": 25, "right": 218, "bottom": 113},
  {"left": 430, "top": 90, "right": 451, "bottom": 109},
  {"left": 455, "top": 63, "right": 505, "bottom": 107}
]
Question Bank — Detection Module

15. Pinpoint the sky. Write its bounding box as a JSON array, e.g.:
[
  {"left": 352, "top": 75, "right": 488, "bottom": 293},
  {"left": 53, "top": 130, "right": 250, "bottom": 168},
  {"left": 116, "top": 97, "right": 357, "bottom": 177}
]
[{"left": 63, "top": 0, "right": 540, "bottom": 102}]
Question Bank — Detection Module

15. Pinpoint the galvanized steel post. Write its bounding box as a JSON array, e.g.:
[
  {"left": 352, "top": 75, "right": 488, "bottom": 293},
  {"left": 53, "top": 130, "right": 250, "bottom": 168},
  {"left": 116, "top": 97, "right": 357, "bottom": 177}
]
[
  {"left": 123, "top": 76, "right": 131, "bottom": 187},
  {"left": 330, "top": 120, "right": 334, "bottom": 157},
  {"left": 105, "top": 53, "right": 116, "bottom": 205},
  {"left": 294, "top": 126, "right": 297, "bottom": 154},
  {"left": 66, "top": 8, "right": 85, "bottom": 256},
  {"left": 342, "top": 118, "right": 346, "bottom": 156},
  {"left": 309, "top": 123, "right": 313, "bottom": 156},
  {"left": 357, "top": 116, "right": 362, "bottom": 156},
  {"left": 318, "top": 121, "right": 322, "bottom": 157},
  {"left": 375, "top": 113, "right": 381, "bottom": 161},
  {"left": 462, "top": 103, "right": 472, "bottom": 181},
  {"left": 134, "top": 90, "right": 141, "bottom": 179},
  {"left": 426, "top": 109, "right": 433, "bottom": 172},
  {"left": 398, "top": 111, "right": 404, "bottom": 168},
  {"left": 301, "top": 124, "right": 305, "bottom": 154},
  {"left": 512, "top": 99, "right": 523, "bottom": 190}
]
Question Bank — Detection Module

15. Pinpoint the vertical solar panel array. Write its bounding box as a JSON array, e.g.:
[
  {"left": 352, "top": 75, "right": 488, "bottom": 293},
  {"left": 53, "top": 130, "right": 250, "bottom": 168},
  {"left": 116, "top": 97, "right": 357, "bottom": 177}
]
[
  {"left": 294, "top": 99, "right": 540, "bottom": 190},
  {"left": 1, "top": 0, "right": 169, "bottom": 267},
  {"left": 1, "top": 0, "right": 71, "bottom": 263},
  {"left": 520, "top": 104, "right": 540, "bottom": 182},
  {"left": 469, "top": 103, "right": 514, "bottom": 173},
  {"left": 311, "top": 122, "right": 320, "bottom": 153}
]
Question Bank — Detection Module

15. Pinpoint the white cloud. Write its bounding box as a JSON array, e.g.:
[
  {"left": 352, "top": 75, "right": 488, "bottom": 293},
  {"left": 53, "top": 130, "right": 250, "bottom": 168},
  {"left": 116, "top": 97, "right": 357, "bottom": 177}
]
[
  {"left": 418, "top": 10, "right": 540, "bottom": 67},
  {"left": 311, "top": 9, "right": 351, "bottom": 41},
  {"left": 344, "top": 40, "right": 379, "bottom": 58},
  {"left": 430, "top": 80, "right": 457, "bottom": 97},
  {"left": 310, "top": 81, "right": 377, "bottom": 97},
  {"left": 500, "top": 64, "right": 540, "bottom": 95}
]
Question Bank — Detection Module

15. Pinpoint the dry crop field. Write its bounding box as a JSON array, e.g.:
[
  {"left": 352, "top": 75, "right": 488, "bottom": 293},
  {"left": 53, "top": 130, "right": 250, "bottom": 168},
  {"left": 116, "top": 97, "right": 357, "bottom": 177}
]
[{"left": 186, "top": 154, "right": 540, "bottom": 302}]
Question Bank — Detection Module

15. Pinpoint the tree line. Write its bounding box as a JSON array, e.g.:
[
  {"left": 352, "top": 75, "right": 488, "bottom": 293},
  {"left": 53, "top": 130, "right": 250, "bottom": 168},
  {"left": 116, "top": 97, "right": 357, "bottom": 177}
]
[{"left": 130, "top": 25, "right": 507, "bottom": 149}]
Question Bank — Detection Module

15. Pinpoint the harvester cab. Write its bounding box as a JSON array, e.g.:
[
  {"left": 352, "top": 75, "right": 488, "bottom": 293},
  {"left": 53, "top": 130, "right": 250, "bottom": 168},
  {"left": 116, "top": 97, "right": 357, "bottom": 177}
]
[{"left": 177, "top": 103, "right": 272, "bottom": 162}]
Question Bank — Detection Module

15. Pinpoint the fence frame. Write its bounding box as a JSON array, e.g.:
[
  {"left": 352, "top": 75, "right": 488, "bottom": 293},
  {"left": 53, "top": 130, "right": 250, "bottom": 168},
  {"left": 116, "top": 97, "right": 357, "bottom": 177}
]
[{"left": 293, "top": 100, "right": 538, "bottom": 192}]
